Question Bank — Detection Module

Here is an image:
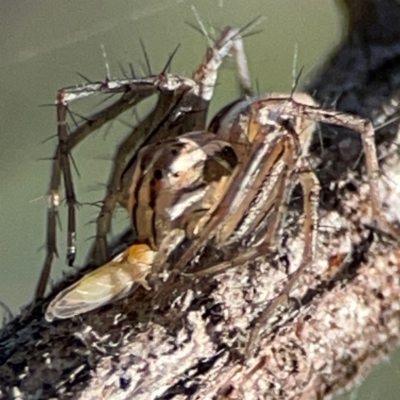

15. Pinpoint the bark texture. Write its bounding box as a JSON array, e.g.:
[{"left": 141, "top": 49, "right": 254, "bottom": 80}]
[{"left": 2, "top": 0, "right": 400, "bottom": 399}]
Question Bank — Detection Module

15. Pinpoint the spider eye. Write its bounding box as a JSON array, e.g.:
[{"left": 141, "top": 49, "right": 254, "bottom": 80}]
[
  {"left": 220, "top": 145, "right": 238, "bottom": 169},
  {"left": 154, "top": 169, "right": 163, "bottom": 180}
]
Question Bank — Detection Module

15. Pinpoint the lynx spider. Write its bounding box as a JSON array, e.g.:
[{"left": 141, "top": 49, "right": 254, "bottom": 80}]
[{"left": 42, "top": 24, "right": 398, "bottom": 355}]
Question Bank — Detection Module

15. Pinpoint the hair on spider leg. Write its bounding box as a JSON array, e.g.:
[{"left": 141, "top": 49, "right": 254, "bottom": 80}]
[
  {"left": 189, "top": 5, "right": 214, "bottom": 48},
  {"left": 128, "top": 62, "right": 137, "bottom": 79},
  {"left": 128, "top": 105, "right": 142, "bottom": 126},
  {"left": 40, "top": 134, "right": 58, "bottom": 145},
  {"left": 36, "top": 156, "right": 59, "bottom": 164},
  {"left": 118, "top": 117, "right": 140, "bottom": 130},
  {"left": 184, "top": 20, "right": 207, "bottom": 38},
  {"left": 57, "top": 83, "right": 155, "bottom": 166},
  {"left": 322, "top": 91, "right": 342, "bottom": 112},
  {"left": 100, "top": 43, "right": 111, "bottom": 81},
  {"left": 38, "top": 104, "right": 61, "bottom": 140},
  {"left": 101, "top": 119, "right": 116, "bottom": 140},
  {"left": 188, "top": 12, "right": 265, "bottom": 48},
  {"left": 38, "top": 102, "right": 58, "bottom": 108},
  {"left": 237, "top": 29, "right": 264, "bottom": 41},
  {"left": 67, "top": 110, "right": 82, "bottom": 131},
  {"left": 84, "top": 205, "right": 129, "bottom": 233},
  {"left": 85, "top": 217, "right": 102, "bottom": 227},
  {"left": 313, "top": 122, "right": 325, "bottom": 156},
  {"left": 139, "top": 37, "right": 152, "bottom": 75},
  {"left": 81, "top": 199, "right": 105, "bottom": 209},
  {"left": 76, "top": 71, "right": 94, "bottom": 84},
  {"left": 161, "top": 104, "right": 211, "bottom": 133},
  {"left": 66, "top": 108, "right": 93, "bottom": 130},
  {"left": 375, "top": 114, "right": 400, "bottom": 135},
  {"left": 236, "top": 15, "right": 266, "bottom": 39},
  {"left": 68, "top": 152, "right": 81, "bottom": 179},
  {"left": 290, "top": 66, "right": 305, "bottom": 99},
  {"left": 117, "top": 62, "right": 129, "bottom": 80},
  {"left": 291, "top": 42, "right": 299, "bottom": 90},
  {"left": 92, "top": 92, "right": 121, "bottom": 109},
  {"left": 187, "top": 13, "right": 265, "bottom": 86},
  {"left": 82, "top": 181, "right": 108, "bottom": 193},
  {"left": 161, "top": 43, "right": 181, "bottom": 75},
  {"left": 253, "top": 78, "right": 262, "bottom": 97}
]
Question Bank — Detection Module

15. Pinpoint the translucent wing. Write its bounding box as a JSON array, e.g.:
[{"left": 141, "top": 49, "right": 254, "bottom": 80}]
[{"left": 45, "top": 244, "right": 155, "bottom": 321}]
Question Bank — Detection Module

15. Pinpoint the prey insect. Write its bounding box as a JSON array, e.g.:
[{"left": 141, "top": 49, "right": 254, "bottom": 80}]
[{"left": 44, "top": 24, "right": 398, "bottom": 356}]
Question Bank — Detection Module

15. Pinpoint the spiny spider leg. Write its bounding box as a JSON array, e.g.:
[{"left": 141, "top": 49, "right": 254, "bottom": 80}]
[
  {"left": 245, "top": 163, "right": 320, "bottom": 356},
  {"left": 285, "top": 100, "right": 400, "bottom": 240},
  {"left": 57, "top": 99, "right": 78, "bottom": 268},
  {"left": 184, "top": 118, "right": 305, "bottom": 282},
  {"left": 185, "top": 140, "right": 295, "bottom": 279},
  {"left": 216, "top": 98, "right": 395, "bottom": 357},
  {"left": 37, "top": 81, "right": 160, "bottom": 299},
  {"left": 244, "top": 102, "right": 400, "bottom": 355}
]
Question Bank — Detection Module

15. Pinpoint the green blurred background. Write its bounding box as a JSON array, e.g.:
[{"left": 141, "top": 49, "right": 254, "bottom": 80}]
[{"left": 0, "top": 0, "right": 399, "bottom": 398}]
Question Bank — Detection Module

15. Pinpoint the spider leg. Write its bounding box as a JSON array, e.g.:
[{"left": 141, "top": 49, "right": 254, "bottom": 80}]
[
  {"left": 185, "top": 133, "right": 297, "bottom": 279},
  {"left": 245, "top": 163, "right": 320, "bottom": 356},
  {"left": 37, "top": 80, "right": 160, "bottom": 299},
  {"left": 294, "top": 102, "right": 400, "bottom": 240},
  {"left": 35, "top": 163, "right": 61, "bottom": 299},
  {"left": 193, "top": 26, "right": 252, "bottom": 100},
  {"left": 151, "top": 229, "right": 186, "bottom": 275},
  {"left": 57, "top": 100, "right": 78, "bottom": 268},
  {"left": 185, "top": 155, "right": 294, "bottom": 279}
]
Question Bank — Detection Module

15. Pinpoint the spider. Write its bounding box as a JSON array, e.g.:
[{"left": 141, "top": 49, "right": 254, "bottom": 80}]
[{"left": 43, "top": 24, "right": 399, "bottom": 355}]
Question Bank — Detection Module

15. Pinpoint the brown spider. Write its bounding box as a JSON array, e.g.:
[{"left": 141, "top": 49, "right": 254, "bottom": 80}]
[{"left": 43, "top": 25, "right": 398, "bottom": 355}]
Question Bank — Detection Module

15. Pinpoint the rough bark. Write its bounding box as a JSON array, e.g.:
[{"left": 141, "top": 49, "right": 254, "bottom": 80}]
[{"left": 2, "top": 0, "right": 400, "bottom": 399}]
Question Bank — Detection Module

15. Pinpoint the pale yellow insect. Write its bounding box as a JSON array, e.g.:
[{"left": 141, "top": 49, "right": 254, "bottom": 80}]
[{"left": 45, "top": 244, "right": 154, "bottom": 321}]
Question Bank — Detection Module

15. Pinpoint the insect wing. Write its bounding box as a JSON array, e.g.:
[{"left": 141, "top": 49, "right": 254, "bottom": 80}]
[{"left": 45, "top": 244, "right": 155, "bottom": 321}]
